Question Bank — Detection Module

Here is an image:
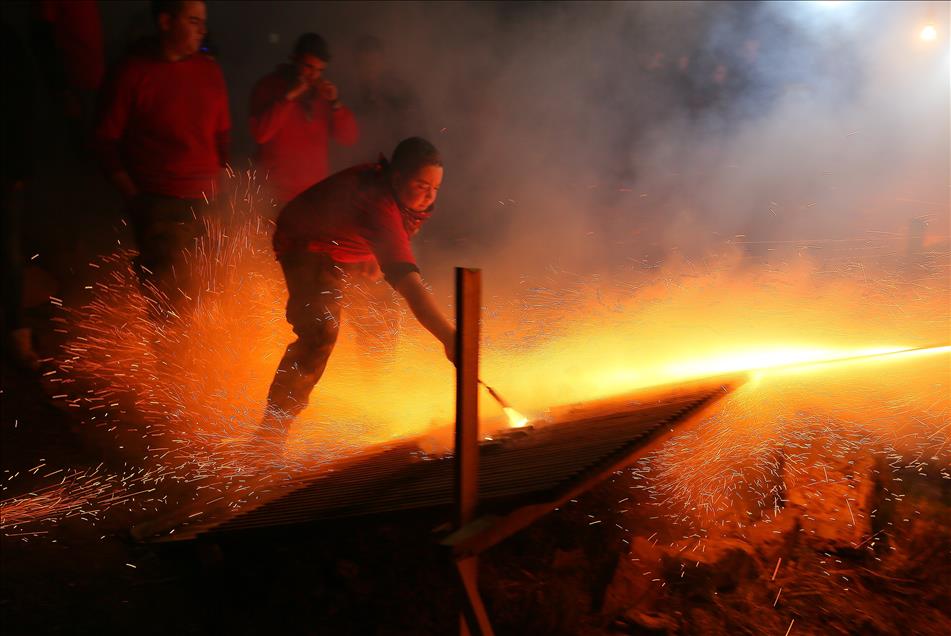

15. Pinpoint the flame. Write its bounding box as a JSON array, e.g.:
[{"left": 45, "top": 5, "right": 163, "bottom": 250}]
[
  {"left": 664, "top": 345, "right": 910, "bottom": 379},
  {"left": 503, "top": 406, "right": 530, "bottom": 428}
]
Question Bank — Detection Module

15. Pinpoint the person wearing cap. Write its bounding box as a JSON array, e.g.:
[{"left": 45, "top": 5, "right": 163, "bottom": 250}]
[
  {"left": 250, "top": 32, "right": 359, "bottom": 208},
  {"left": 259, "top": 137, "right": 454, "bottom": 443}
]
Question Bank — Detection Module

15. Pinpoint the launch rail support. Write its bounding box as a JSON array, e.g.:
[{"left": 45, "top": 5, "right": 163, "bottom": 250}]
[
  {"left": 133, "top": 266, "right": 741, "bottom": 635},
  {"left": 453, "top": 267, "right": 494, "bottom": 636}
]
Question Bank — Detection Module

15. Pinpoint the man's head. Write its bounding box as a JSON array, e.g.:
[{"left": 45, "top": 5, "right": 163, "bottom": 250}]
[
  {"left": 292, "top": 33, "right": 331, "bottom": 85},
  {"left": 152, "top": 1, "right": 206, "bottom": 59},
  {"left": 389, "top": 137, "right": 443, "bottom": 213}
]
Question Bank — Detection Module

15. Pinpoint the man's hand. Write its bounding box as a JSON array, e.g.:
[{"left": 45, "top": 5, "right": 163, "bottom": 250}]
[
  {"left": 394, "top": 272, "right": 456, "bottom": 365},
  {"left": 111, "top": 171, "right": 139, "bottom": 202},
  {"left": 354, "top": 258, "right": 383, "bottom": 283},
  {"left": 317, "top": 79, "right": 339, "bottom": 103},
  {"left": 285, "top": 75, "right": 310, "bottom": 101}
]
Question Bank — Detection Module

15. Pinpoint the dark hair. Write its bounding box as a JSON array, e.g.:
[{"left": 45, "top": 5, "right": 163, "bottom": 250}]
[
  {"left": 390, "top": 137, "right": 442, "bottom": 176},
  {"left": 293, "top": 33, "right": 331, "bottom": 62},
  {"left": 151, "top": 1, "right": 186, "bottom": 23}
]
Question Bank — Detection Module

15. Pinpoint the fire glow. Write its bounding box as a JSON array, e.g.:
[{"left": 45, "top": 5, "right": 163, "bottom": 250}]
[
  {"left": 2, "top": 171, "right": 945, "bottom": 535},
  {"left": 920, "top": 24, "right": 937, "bottom": 41},
  {"left": 503, "top": 407, "right": 530, "bottom": 429},
  {"left": 47, "top": 182, "right": 948, "bottom": 457}
]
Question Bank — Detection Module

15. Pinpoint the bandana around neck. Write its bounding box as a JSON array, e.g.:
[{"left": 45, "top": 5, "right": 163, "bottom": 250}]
[{"left": 377, "top": 154, "right": 434, "bottom": 236}]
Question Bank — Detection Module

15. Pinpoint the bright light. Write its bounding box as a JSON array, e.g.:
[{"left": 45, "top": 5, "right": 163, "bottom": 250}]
[
  {"left": 920, "top": 24, "right": 937, "bottom": 41},
  {"left": 503, "top": 406, "right": 530, "bottom": 428},
  {"left": 814, "top": 1, "right": 845, "bottom": 7}
]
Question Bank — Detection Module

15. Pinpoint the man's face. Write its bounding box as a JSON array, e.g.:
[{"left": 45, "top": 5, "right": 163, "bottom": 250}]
[
  {"left": 394, "top": 164, "right": 443, "bottom": 213},
  {"left": 159, "top": 1, "right": 207, "bottom": 58},
  {"left": 295, "top": 54, "right": 327, "bottom": 85}
]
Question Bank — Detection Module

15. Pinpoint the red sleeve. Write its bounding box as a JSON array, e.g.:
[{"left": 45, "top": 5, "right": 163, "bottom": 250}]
[
  {"left": 94, "top": 60, "right": 134, "bottom": 176},
  {"left": 361, "top": 196, "right": 416, "bottom": 271},
  {"left": 330, "top": 105, "right": 359, "bottom": 147},
  {"left": 249, "top": 75, "right": 294, "bottom": 144}
]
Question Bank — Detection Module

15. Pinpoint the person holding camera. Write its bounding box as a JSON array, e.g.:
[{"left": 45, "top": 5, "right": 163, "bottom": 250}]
[{"left": 250, "top": 32, "right": 359, "bottom": 208}]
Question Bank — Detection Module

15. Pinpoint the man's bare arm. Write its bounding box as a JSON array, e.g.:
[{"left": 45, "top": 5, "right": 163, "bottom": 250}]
[{"left": 394, "top": 271, "right": 456, "bottom": 363}]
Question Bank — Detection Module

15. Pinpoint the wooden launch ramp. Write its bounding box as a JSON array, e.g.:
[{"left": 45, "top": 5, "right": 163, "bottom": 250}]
[
  {"left": 143, "top": 378, "right": 735, "bottom": 546},
  {"left": 134, "top": 269, "right": 744, "bottom": 635}
]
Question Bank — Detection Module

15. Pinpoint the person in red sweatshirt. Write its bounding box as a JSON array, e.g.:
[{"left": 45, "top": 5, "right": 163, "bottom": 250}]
[
  {"left": 250, "top": 32, "right": 359, "bottom": 207},
  {"left": 95, "top": 0, "right": 230, "bottom": 311},
  {"left": 259, "top": 137, "right": 454, "bottom": 444}
]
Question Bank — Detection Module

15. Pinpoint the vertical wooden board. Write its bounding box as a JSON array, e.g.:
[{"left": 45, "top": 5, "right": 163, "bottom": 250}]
[{"left": 455, "top": 267, "right": 481, "bottom": 529}]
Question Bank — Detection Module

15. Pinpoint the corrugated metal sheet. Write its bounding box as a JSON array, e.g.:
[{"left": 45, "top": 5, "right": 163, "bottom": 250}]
[{"left": 150, "top": 382, "right": 731, "bottom": 543}]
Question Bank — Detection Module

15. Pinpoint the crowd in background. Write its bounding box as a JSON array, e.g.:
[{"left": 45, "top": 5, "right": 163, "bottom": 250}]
[{"left": 0, "top": 0, "right": 766, "bottom": 374}]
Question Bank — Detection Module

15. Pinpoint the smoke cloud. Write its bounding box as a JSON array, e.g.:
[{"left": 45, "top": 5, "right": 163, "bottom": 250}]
[{"left": 91, "top": 1, "right": 948, "bottom": 293}]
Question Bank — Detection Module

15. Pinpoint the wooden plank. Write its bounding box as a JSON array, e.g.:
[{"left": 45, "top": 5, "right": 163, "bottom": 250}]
[
  {"left": 454, "top": 267, "right": 483, "bottom": 636},
  {"left": 143, "top": 377, "right": 741, "bottom": 543},
  {"left": 454, "top": 267, "right": 481, "bottom": 529},
  {"left": 455, "top": 557, "right": 495, "bottom": 636},
  {"left": 443, "top": 381, "right": 740, "bottom": 558}
]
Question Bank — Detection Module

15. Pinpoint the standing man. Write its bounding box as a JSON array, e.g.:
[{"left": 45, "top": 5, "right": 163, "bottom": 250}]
[
  {"left": 250, "top": 33, "right": 359, "bottom": 207},
  {"left": 95, "top": 0, "right": 230, "bottom": 311},
  {"left": 260, "top": 137, "right": 453, "bottom": 444}
]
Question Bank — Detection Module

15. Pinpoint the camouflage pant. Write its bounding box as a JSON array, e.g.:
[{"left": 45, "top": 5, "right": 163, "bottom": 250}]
[{"left": 264, "top": 252, "right": 344, "bottom": 431}]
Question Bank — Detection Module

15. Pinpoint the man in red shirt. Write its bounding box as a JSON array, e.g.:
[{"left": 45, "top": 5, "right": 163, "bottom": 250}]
[
  {"left": 250, "top": 33, "right": 359, "bottom": 207},
  {"left": 95, "top": 0, "right": 230, "bottom": 311},
  {"left": 260, "top": 137, "right": 454, "bottom": 443}
]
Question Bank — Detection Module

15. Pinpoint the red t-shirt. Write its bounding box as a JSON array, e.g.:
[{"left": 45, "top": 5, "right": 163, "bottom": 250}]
[
  {"left": 95, "top": 48, "right": 231, "bottom": 199},
  {"left": 250, "top": 65, "right": 359, "bottom": 202},
  {"left": 274, "top": 164, "right": 419, "bottom": 283}
]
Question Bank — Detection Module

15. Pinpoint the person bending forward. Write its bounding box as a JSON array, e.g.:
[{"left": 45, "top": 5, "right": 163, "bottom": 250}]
[{"left": 260, "top": 137, "right": 455, "bottom": 443}]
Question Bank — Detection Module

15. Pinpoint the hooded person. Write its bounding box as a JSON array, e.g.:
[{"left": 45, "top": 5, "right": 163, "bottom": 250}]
[{"left": 259, "top": 137, "right": 455, "bottom": 445}]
